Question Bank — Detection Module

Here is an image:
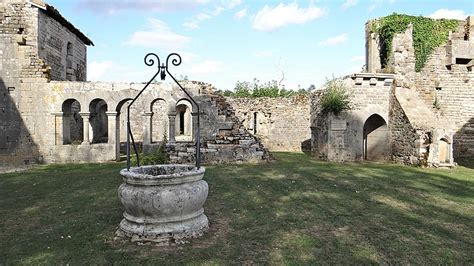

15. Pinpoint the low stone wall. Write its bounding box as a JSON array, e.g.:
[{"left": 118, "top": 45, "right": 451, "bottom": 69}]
[
  {"left": 1, "top": 78, "right": 272, "bottom": 166},
  {"left": 226, "top": 95, "right": 311, "bottom": 152}
]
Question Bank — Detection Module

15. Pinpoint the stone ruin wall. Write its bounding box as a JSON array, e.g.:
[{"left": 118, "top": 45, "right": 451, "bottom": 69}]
[
  {"left": 388, "top": 88, "right": 419, "bottom": 164},
  {"left": 0, "top": 0, "right": 271, "bottom": 167},
  {"left": 411, "top": 26, "right": 474, "bottom": 158},
  {"left": 0, "top": 0, "right": 91, "bottom": 166},
  {"left": 370, "top": 17, "right": 474, "bottom": 158},
  {"left": 0, "top": 0, "right": 46, "bottom": 165},
  {"left": 167, "top": 85, "right": 272, "bottom": 164},
  {"left": 311, "top": 74, "right": 393, "bottom": 162},
  {"left": 225, "top": 95, "right": 311, "bottom": 152},
  {"left": 1, "top": 77, "right": 271, "bottom": 165}
]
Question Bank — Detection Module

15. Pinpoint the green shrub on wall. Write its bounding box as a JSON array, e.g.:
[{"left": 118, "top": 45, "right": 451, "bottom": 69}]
[
  {"left": 219, "top": 78, "right": 311, "bottom": 98},
  {"left": 320, "top": 79, "right": 351, "bottom": 115},
  {"left": 371, "top": 13, "right": 459, "bottom": 72}
]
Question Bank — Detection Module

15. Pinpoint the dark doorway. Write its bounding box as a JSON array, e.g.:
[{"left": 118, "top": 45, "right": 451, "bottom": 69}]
[{"left": 363, "top": 114, "right": 389, "bottom": 161}]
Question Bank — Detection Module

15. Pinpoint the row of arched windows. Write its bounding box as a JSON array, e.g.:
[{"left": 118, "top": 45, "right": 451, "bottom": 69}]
[{"left": 60, "top": 98, "right": 194, "bottom": 145}]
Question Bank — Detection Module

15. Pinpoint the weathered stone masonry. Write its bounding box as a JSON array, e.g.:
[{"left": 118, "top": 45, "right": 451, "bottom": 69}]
[
  {"left": 312, "top": 15, "right": 473, "bottom": 166},
  {"left": 2, "top": 1, "right": 472, "bottom": 168},
  {"left": 311, "top": 74, "right": 393, "bottom": 162},
  {"left": 0, "top": 0, "right": 271, "bottom": 166},
  {"left": 227, "top": 95, "right": 311, "bottom": 152}
]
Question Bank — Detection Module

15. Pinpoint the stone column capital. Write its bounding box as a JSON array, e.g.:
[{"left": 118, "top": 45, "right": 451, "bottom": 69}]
[
  {"left": 51, "top": 112, "right": 63, "bottom": 117},
  {"left": 106, "top": 111, "right": 118, "bottom": 117},
  {"left": 79, "top": 112, "right": 90, "bottom": 117}
]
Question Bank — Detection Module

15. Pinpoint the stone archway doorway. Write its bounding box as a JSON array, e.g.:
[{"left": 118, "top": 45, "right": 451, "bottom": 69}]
[{"left": 363, "top": 114, "right": 389, "bottom": 161}]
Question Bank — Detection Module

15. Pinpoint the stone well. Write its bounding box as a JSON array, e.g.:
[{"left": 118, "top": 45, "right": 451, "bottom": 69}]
[{"left": 117, "top": 164, "right": 209, "bottom": 243}]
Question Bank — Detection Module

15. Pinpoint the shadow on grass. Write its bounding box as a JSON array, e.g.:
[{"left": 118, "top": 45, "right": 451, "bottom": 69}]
[
  {"left": 456, "top": 157, "right": 474, "bottom": 169},
  {"left": 0, "top": 154, "right": 473, "bottom": 264}
]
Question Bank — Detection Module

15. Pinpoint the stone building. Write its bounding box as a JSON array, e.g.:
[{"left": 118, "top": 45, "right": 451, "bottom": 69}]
[
  {"left": 1, "top": 1, "right": 472, "bottom": 168},
  {"left": 0, "top": 0, "right": 271, "bottom": 166},
  {"left": 311, "top": 15, "right": 474, "bottom": 167}
]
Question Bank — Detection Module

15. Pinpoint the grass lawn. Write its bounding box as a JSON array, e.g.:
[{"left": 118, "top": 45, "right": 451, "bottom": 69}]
[{"left": 0, "top": 152, "right": 473, "bottom": 264}]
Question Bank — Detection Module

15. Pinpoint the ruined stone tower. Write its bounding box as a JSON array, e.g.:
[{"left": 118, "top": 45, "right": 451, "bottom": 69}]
[{"left": 312, "top": 14, "right": 474, "bottom": 166}]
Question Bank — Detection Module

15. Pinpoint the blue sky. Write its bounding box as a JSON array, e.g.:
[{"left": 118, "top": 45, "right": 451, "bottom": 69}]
[{"left": 47, "top": 0, "right": 473, "bottom": 90}]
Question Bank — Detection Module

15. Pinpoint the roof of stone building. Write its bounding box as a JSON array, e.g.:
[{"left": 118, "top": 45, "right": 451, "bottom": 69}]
[{"left": 29, "top": 0, "right": 94, "bottom": 46}]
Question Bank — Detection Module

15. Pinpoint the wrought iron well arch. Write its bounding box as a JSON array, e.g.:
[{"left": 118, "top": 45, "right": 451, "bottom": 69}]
[{"left": 126, "top": 53, "right": 201, "bottom": 170}]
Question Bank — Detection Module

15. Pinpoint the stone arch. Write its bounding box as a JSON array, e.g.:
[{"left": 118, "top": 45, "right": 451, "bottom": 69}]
[
  {"left": 438, "top": 137, "right": 450, "bottom": 163},
  {"left": 363, "top": 114, "right": 389, "bottom": 161},
  {"left": 175, "top": 99, "right": 193, "bottom": 141},
  {"left": 89, "top": 98, "right": 108, "bottom": 144},
  {"left": 116, "top": 98, "right": 134, "bottom": 143},
  {"left": 61, "top": 99, "right": 83, "bottom": 144},
  {"left": 150, "top": 98, "right": 168, "bottom": 143},
  {"left": 115, "top": 98, "right": 133, "bottom": 160}
]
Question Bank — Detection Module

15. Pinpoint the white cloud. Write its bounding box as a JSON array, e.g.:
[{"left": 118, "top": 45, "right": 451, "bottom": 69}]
[
  {"left": 253, "top": 3, "right": 326, "bottom": 31},
  {"left": 318, "top": 33, "right": 348, "bottom": 46},
  {"left": 183, "top": 12, "right": 212, "bottom": 29},
  {"left": 77, "top": 0, "right": 209, "bottom": 14},
  {"left": 183, "top": 0, "right": 242, "bottom": 30},
  {"left": 428, "top": 9, "right": 467, "bottom": 20},
  {"left": 189, "top": 60, "right": 223, "bottom": 74},
  {"left": 234, "top": 8, "right": 247, "bottom": 20},
  {"left": 226, "top": 0, "right": 242, "bottom": 9},
  {"left": 350, "top": 55, "right": 365, "bottom": 62},
  {"left": 124, "top": 19, "right": 191, "bottom": 49},
  {"left": 341, "top": 0, "right": 358, "bottom": 10},
  {"left": 87, "top": 60, "right": 156, "bottom": 83},
  {"left": 88, "top": 61, "right": 115, "bottom": 81}
]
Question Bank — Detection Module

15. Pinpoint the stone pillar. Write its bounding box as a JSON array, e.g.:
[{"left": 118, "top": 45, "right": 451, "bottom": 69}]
[
  {"left": 106, "top": 111, "right": 118, "bottom": 145},
  {"left": 106, "top": 111, "right": 118, "bottom": 161},
  {"left": 366, "top": 32, "right": 381, "bottom": 73},
  {"left": 168, "top": 114, "right": 176, "bottom": 143},
  {"left": 115, "top": 115, "right": 121, "bottom": 161},
  {"left": 143, "top": 112, "right": 153, "bottom": 145},
  {"left": 52, "top": 112, "right": 63, "bottom": 145},
  {"left": 192, "top": 112, "right": 198, "bottom": 142},
  {"left": 79, "top": 112, "right": 90, "bottom": 145}
]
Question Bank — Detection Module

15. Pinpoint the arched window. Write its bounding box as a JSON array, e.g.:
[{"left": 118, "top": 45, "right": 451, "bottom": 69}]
[
  {"left": 62, "top": 99, "right": 83, "bottom": 144},
  {"left": 114, "top": 98, "right": 133, "bottom": 160},
  {"left": 363, "top": 114, "right": 389, "bottom": 161},
  {"left": 175, "top": 100, "right": 193, "bottom": 141},
  {"left": 438, "top": 138, "right": 450, "bottom": 163},
  {"left": 89, "top": 99, "right": 108, "bottom": 144}
]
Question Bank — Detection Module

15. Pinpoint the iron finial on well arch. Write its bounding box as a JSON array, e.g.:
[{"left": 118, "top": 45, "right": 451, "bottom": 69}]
[{"left": 126, "top": 53, "right": 201, "bottom": 170}]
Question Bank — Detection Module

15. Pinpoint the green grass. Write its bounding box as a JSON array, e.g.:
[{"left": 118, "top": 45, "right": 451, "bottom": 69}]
[{"left": 1, "top": 153, "right": 473, "bottom": 264}]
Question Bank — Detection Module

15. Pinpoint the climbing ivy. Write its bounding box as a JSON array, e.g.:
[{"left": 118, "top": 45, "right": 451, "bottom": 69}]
[{"left": 371, "top": 13, "right": 459, "bottom": 72}]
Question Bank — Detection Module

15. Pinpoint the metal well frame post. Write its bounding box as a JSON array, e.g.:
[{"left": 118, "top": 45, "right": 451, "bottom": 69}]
[{"left": 126, "top": 53, "right": 201, "bottom": 170}]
